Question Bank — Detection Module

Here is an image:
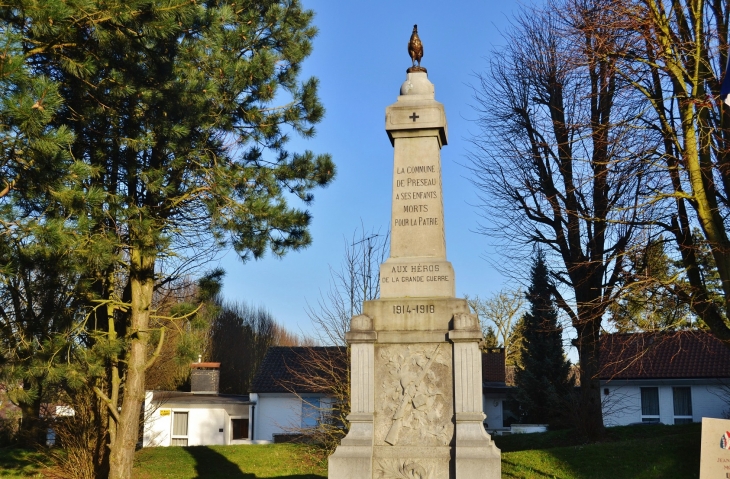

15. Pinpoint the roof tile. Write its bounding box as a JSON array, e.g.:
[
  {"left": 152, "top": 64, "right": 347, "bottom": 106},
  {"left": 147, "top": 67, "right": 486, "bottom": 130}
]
[
  {"left": 599, "top": 331, "right": 730, "bottom": 380},
  {"left": 250, "top": 346, "right": 347, "bottom": 393}
]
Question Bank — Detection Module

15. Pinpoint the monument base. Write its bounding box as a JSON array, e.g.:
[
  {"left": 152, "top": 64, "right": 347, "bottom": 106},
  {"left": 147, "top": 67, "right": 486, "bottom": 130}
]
[
  {"left": 329, "top": 297, "right": 501, "bottom": 479},
  {"left": 454, "top": 416, "right": 502, "bottom": 479},
  {"left": 328, "top": 445, "right": 372, "bottom": 479}
]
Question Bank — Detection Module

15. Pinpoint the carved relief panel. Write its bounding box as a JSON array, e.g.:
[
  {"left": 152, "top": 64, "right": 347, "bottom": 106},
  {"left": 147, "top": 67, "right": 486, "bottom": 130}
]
[{"left": 374, "top": 343, "right": 454, "bottom": 447}]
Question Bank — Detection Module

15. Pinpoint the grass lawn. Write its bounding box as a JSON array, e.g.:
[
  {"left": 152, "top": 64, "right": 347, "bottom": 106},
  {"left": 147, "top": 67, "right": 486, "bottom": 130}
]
[
  {"left": 0, "top": 423, "right": 703, "bottom": 478},
  {"left": 133, "top": 443, "right": 327, "bottom": 479},
  {"left": 0, "top": 448, "right": 52, "bottom": 478},
  {"left": 498, "top": 423, "right": 701, "bottom": 479}
]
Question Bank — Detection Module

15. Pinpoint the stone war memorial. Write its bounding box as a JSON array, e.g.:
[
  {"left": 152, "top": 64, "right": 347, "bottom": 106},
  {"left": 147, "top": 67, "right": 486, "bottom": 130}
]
[{"left": 328, "top": 25, "right": 501, "bottom": 479}]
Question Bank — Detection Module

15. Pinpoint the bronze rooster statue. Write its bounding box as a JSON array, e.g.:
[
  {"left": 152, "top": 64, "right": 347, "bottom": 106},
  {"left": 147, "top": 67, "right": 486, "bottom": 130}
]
[{"left": 408, "top": 24, "right": 423, "bottom": 68}]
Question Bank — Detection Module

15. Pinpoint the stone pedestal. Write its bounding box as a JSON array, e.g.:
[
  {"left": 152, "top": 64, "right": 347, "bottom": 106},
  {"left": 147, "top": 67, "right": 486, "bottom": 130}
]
[{"left": 329, "top": 70, "right": 500, "bottom": 479}]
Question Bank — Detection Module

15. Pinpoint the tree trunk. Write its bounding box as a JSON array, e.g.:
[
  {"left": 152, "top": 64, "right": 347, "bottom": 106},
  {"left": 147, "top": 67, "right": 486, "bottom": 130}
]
[
  {"left": 108, "top": 251, "right": 155, "bottom": 479},
  {"left": 575, "top": 319, "right": 604, "bottom": 441},
  {"left": 18, "top": 392, "right": 45, "bottom": 447}
]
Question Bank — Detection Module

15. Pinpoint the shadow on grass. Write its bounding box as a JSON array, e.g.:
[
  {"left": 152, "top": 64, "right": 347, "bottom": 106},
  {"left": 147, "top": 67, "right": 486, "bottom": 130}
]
[
  {"left": 494, "top": 423, "right": 701, "bottom": 453},
  {"left": 183, "top": 446, "right": 324, "bottom": 479},
  {"left": 543, "top": 432, "right": 701, "bottom": 479},
  {"left": 0, "top": 448, "right": 47, "bottom": 475},
  {"left": 501, "top": 426, "right": 701, "bottom": 479},
  {"left": 184, "top": 446, "right": 254, "bottom": 479}
]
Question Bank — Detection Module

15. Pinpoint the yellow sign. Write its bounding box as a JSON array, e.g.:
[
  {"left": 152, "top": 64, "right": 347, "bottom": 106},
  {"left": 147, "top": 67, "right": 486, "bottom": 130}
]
[{"left": 159, "top": 409, "right": 170, "bottom": 416}]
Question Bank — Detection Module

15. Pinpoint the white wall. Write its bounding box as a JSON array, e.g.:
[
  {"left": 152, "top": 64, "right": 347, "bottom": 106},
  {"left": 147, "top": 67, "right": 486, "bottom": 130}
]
[
  {"left": 254, "top": 393, "right": 303, "bottom": 441},
  {"left": 695, "top": 385, "right": 728, "bottom": 420},
  {"left": 143, "top": 392, "right": 250, "bottom": 447},
  {"left": 601, "top": 381, "right": 728, "bottom": 427},
  {"left": 483, "top": 394, "right": 505, "bottom": 430},
  {"left": 253, "top": 393, "right": 333, "bottom": 441},
  {"left": 143, "top": 393, "right": 171, "bottom": 447}
]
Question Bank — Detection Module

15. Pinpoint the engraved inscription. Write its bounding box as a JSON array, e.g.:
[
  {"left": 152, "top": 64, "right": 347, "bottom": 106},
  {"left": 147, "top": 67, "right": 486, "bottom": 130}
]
[
  {"left": 395, "top": 179, "right": 437, "bottom": 187},
  {"left": 392, "top": 304, "right": 435, "bottom": 314},
  {"left": 393, "top": 164, "right": 440, "bottom": 230},
  {"left": 396, "top": 191, "right": 438, "bottom": 200},
  {"left": 394, "top": 217, "right": 438, "bottom": 227},
  {"left": 380, "top": 262, "right": 449, "bottom": 285}
]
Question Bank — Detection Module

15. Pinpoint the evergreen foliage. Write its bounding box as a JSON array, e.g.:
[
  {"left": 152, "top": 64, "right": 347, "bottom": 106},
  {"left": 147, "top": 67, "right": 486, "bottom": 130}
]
[
  {"left": 514, "top": 253, "right": 574, "bottom": 426},
  {"left": 610, "top": 233, "right": 722, "bottom": 333},
  {"left": 609, "top": 239, "right": 692, "bottom": 332},
  {"left": 0, "top": 1, "right": 334, "bottom": 477}
]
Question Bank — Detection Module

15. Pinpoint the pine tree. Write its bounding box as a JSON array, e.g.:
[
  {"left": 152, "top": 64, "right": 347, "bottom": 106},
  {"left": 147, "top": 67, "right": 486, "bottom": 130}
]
[
  {"left": 0, "top": 13, "right": 80, "bottom": 445},
  {"left": 0, "top": 1, "right": 335, "bottom": 477},
  {"left": 514, "top": 253, "right": 574, "bottom": 426}
]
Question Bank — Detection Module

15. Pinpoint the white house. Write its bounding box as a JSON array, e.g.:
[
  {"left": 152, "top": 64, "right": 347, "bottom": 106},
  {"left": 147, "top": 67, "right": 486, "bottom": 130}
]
[
  {"left": 249, "top": 335, "right": 730, "bottom": 439},
  {"left": 251, "top": 346, "right": 517, "bottom": 438},
  {"left": 481, "top": 348, "right": 518, "bottom": 432},
  {"left": 143, "top": 362, "right": 258, "bottom": 447},
  {"left": 599, "top": 331, "right": 730, "bottom": 427},
  {"left": 249, "top": 346, "right": 343, "bottom": 442}
]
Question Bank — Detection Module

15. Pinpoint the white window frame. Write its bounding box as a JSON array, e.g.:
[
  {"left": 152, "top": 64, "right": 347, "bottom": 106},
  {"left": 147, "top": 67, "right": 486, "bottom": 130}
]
[
  {"left": 170, "top": 410, "right": 189, "bottom": 446},
  {"left": 672, "top": 387, "right": 693, "bottom": 424}
]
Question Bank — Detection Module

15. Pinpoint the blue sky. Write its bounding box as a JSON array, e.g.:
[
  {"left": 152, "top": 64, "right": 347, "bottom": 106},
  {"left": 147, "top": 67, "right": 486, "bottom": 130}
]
[{"left": 219, "top": 0, "right": 521, "bottom": 339}]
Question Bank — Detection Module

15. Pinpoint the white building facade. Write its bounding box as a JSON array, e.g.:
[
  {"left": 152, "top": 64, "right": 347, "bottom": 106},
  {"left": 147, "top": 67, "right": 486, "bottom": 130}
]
[
  {"left": 142, "top": 391, "right": 255, "bottom": 447},
  {"left": 601, "top": 380, "right": 727, "bottom": 426},
  {"left": 249, "top": 346, "right": 344, "bottom": 442},
  {"left": 250, "top": 392, "right": 334, "bottom": 441},
  {"left": 143, "top": 362, "right": 262, "bottom": 447},
  {"left": 599, "top": 332, "right": 730, "bottom": 427}
]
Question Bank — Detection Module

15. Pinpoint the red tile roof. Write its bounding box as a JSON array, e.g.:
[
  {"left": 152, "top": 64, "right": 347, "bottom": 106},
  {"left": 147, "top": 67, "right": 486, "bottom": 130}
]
[{"left": 599, "top": 331, "right": 730, "bottom": 380}]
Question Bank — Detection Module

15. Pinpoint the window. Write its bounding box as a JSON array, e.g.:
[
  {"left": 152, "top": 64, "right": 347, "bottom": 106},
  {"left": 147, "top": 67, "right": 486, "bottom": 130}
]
[
  {"left": 171, "top": 411, "right": 189, "bottom": 446},
  {"left": 502, "top": 399, "right": 520, "bottom": 428},
  {"left": 231, "top": 418, "right": 249, "bottom": 440},
  {"left": 640, "top": 387, "right": 660, "bottom": 423},
  {"left": 673, "top": 387, "right": 693, "bottom": 425},
  {"left": 301, "top": 398, "right": 321, "bottom": 428}
]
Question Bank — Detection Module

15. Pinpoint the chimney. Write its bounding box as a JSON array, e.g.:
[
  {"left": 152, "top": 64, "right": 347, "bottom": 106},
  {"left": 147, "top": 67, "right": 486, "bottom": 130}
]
[
  {"left": 481, "top": 348, "right": 506, "bottom": 383},
  {"left": 190, "top": 362, "right": 221, "bottom": 394}
]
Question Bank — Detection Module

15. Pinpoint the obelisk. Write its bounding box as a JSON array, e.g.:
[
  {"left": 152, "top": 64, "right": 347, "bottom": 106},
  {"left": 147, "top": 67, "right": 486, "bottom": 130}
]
[{"left": 328, "top": 28, "right": 501, "bottom": 479}]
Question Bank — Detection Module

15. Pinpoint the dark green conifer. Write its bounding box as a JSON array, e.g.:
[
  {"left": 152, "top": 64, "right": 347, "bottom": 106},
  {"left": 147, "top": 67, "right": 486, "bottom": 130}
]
[
  {"left": 514, "top": 252, "right": 574, "bottom": 426},
  {"left": 0, "top": 1, "right": 334, "bottom": 476}
]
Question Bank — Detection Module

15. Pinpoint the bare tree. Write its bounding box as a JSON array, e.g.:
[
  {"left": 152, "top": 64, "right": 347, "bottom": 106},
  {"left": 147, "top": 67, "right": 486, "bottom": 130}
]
[
  {"left": 208, "top": 301, "right": 287, "bottom": 395},
  {"left": 144, "top": 275, "right": 213, "bottom": 392},
  {"left": 278, "top": 346, "right": 348, "bottom": 455},
  {"left": 467, "top": 289, "right": 525, "bottom": 366},
  {"left": 468, "top": 0, "right": 653, "bottom": 438},
  {"left": 282, "top": 226, "right": 388, "bottom": 456},
  {"left": 305, "top": 226, "right": 389, "bottom": 346},
  {"left": 594, "top": 0, "right": 730, "bottom": 345}
]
